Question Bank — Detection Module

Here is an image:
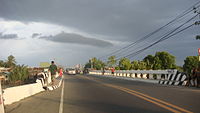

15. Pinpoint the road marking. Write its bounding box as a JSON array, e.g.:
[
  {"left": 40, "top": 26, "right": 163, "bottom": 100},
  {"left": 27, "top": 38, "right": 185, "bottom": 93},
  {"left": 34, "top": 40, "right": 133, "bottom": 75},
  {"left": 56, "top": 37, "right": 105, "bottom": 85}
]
[
  {"left": 80, "top": 75, "right": 193, "bottom": 113},
  {"left": 59, "top": 80, "right": 64, "bottom": 113},
  {"left": 114, "top": 86, "right": 193, "bottom": 113}
]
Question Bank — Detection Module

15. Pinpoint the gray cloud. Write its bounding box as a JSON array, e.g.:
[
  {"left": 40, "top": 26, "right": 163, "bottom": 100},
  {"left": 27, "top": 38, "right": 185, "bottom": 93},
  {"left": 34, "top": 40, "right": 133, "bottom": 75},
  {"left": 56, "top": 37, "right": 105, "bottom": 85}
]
[
  {"left": 38, "top": 32, "right": 113, "bottom": 47},
  {"left": 32, "top": 33, "right": 41, "bottom": 38},
  {"left": 0, "top": 32, "right": 18, "bottom": 39},
  {"left": 0, "top": 0, "right": 198, "bottom": 41},
  {"left": 0, "top": 0, "right": 199, "bottom": 66}
]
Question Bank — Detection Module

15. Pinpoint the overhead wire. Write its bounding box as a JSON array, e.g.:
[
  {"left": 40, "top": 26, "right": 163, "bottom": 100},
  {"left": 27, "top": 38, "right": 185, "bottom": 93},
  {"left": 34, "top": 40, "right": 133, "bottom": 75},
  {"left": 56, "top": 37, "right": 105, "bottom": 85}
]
[
  {"left": 116, "top": 14, "right": 198, "bottom": 60},
  {"left": 99, "top": 1, "right": 200, "bottom": 61}
]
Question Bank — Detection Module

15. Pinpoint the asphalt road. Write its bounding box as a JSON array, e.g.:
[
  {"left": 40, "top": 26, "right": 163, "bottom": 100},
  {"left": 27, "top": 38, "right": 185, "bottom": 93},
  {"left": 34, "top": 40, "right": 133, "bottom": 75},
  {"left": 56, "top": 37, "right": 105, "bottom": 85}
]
[{"left": 5, "top": 74, "right": 200, "bottom": 113}]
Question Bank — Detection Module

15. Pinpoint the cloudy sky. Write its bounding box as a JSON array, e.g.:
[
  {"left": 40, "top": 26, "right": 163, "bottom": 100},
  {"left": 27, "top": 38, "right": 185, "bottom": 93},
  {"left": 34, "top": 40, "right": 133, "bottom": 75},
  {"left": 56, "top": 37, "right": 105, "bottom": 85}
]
[{"left": 0, "top": 0, "right": 199, "bottom": 67}]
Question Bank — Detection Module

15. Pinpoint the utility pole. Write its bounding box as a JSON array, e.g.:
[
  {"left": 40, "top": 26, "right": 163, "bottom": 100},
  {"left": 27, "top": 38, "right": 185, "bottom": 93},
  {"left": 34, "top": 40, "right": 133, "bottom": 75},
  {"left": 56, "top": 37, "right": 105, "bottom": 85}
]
[
  {"left": 193, "top": 6, "right": 200, "bottom": 62},
  {"left": 90, "top": 58, "right": 93, "bottom": 69}
]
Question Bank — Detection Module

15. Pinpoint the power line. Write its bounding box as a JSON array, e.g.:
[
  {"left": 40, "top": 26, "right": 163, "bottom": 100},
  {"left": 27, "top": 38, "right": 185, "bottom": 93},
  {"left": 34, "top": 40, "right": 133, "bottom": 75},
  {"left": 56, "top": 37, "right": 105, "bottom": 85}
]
[
  {"left": 116, "top": 14, "right": 198, "bottom": 60},
  {"left": 126, "top": 24, "right": 194, "bottom": 60},
  {"left": 99, "top": 1, "right": 200, "bottom": 60}
]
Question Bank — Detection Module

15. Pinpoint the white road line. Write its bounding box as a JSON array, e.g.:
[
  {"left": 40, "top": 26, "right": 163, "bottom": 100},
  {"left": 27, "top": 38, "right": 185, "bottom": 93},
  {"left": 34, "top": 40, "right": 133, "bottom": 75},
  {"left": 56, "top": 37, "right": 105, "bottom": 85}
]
[{"left": 59, "top": 80, "right": 64, "bottom": 113}]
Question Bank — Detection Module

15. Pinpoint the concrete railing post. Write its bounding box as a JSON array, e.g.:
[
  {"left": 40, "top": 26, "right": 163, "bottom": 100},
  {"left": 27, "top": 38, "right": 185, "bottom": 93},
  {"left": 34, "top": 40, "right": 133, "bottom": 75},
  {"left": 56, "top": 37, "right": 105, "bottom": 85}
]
[{"left": 0, "top": 80, "right": 5, "bottom": 113}]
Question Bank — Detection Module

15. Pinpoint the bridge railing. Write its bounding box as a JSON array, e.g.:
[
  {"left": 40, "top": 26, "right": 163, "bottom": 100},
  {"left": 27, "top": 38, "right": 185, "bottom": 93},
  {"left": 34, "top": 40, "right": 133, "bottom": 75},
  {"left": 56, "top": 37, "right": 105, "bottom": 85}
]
[{"left": 89, "top": 69, "right": 177, "bottom": 80}]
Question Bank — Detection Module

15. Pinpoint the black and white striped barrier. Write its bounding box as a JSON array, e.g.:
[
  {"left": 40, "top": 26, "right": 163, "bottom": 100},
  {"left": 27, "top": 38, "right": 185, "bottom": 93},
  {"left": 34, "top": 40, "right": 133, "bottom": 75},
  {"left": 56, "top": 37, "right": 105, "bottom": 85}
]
[
  {"left": 46, "top": 76, "right": 63, "bottom": 91},
  {"left": 89, "top": 70, "right": 189, "bottom": 86},
  {"left": 37, "top": 72, "right": 50, "bottom": 87},
  {"left": 158, "top": 70, "right": 187, "bottom": 86}
]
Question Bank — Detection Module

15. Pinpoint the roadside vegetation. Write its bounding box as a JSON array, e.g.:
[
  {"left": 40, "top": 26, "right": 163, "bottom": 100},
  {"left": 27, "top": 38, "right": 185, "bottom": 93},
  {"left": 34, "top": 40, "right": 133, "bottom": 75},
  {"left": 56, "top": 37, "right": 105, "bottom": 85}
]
[
  {"left": 85, "top": 51, "right": 200, "bottom": 75},
  {"left": 0, "top": 55, "right": 30, "bottom": 86}
]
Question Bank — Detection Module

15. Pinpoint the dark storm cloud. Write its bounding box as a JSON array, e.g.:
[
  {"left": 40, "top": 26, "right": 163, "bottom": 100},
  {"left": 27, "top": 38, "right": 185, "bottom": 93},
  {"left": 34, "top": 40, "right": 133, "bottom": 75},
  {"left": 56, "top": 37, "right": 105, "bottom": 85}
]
[
  {"left": 0, "top": 0, "right": 199, "bottom": 66},
  {"left": 0, "top": 32, "right": 18, "bottom": 39},
  {"left": 38, "top": 32, "right": 113, "bottom": 47},
  {"left": 0, "top": 0, "right": 198, "bottom": 41},
  {"left": 32, "top": 33, "right": 41, "bottom": 38}
]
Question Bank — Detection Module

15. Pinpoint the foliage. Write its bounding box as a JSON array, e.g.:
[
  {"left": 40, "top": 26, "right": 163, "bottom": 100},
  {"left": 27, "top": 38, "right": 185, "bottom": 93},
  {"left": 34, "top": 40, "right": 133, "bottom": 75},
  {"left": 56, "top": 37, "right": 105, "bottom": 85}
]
[
  {"left": 107, "top": 56, "right": 116, "bottom": 68},
  {"left": 85, "top": 51, "right": 198, "bottom": 74},
  {"left": 154, "top": 51, "right": 176, "bottom": 69},
  {"left": 196, "top": 35, "right": 200, "bottom": 40},
  {"left": 85, "top": 57, "right": 105, "bottom": 70},
  {"left": 143, "top": 55, "right": 154, "bottom": 69},
  {"left": 142, "top": 51, "right": 176, "bottom": 70},
  {"left": 176, "top": 66, "right": 183, "bottom": 72},
  {"left": 8, "top": 65, "right": 29, "bottom": 82},
  {"left": 138, "top": 61, "right": 147, "bottom": 70},
  {"left": 0, "top": 60, "right": 5, "bottom": 67},
  {"left": 183, "top": 56, "right": 200, "bottom": 74},
  {"left": 84, "top": 62, "right": 91, "bottom": 68},
  {"left": 0, "top": 55, "right": 16, "bottom": 68},
  {"left": 115, "top": 66, "right": 120, "bottom": 70},
  {"left": 119, "top": 58, "right": 131, "bottom": 70},
  {"left": 131, "top": 60, "right": 147, "bottom": 70},
  {"left": 131, "top": 61, "right": 139, "bottom": 70}
]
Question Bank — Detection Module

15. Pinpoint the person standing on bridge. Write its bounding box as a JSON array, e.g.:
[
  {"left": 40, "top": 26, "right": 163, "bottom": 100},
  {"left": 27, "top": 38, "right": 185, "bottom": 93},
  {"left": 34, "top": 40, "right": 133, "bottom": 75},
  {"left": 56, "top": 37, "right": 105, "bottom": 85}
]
[
  {"left": 59, "top": 68, "right": 63, "bottom": 77},
  {"left": 111, "top": 67, "right": 115, "bottom": 75},
  {"left": 49, "top": 61, "right": 58, "bottom": 84}
]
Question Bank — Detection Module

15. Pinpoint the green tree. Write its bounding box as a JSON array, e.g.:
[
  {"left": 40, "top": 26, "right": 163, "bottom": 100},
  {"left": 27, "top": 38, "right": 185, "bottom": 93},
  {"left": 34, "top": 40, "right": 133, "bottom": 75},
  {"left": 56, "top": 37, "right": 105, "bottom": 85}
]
[
  {"left": 196, "top": 35, "right": 200, "bottom": 40},
  {"left": 6, "top": 55, "right": 16, "bottom": 68},
  {"left": 154, "top": 51, "right": 176, "bottom": 69},
  {"left": 9, "top": 65, "right": 29, "bottom": 83},
  {"left": 0, "top": 60, "right": 5, "bottom": 67},
  {"left": 183, "top": 56, "right": 200, "bottom": 74},
  {"left": 84, "top": 62, "right": 91, "bottom": 68},
  {"left": 138, "top": 61, "right": 147, "bottom": 70},
  {"left": 143, "top": 55, "right": 155, "bottom": 69},
  {"left": 153, "top": 56, "right": 162, "bottom": 70},
  {"left": 131, "top": 61, "right": 139, "bottom": 70},
  {"left": 115, "top": 66, "right": 120, "bottom": 70},
  {"left": 107, "top": 56, "right": 116, "bottom": 68},
  {"left": 131, "top": 60, "right": 147, "bottom": 70},
  {"left": 119, "top": 58, "right": 131, "bottom": 70},
  {"left": 85, "top": 57, "right": 105, "bottom": 70}
]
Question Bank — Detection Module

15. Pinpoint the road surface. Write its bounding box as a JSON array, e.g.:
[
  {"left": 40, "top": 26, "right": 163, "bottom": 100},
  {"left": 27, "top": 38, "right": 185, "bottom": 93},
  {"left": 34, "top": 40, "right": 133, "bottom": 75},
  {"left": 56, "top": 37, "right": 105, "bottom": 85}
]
[{"left": 5, "top": 74, "right": 200, "bottom": 113}]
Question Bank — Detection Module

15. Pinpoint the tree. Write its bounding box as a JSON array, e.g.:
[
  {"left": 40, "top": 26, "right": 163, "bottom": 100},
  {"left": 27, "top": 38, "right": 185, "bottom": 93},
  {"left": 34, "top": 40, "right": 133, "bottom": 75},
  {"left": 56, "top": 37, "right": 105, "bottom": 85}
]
[
  {"left": 115, "top": 66, "right": 120, "bottom": 70},
  {"left": 183, "top": 56, "right": 200, "bottom": 74},
  {"left": 152, "top": 56, "right": 162, "bottom": 70},
  {"left": 138, "top": 61, "right": 147, "bottom": 70},
  {"left": 119, "top": 58, "right": 131, "bottom": 70},
  {"left": 196, "top": 35, "right": 200, "bottom": 40},
  {"left": 107, "top": 56, "right": 116, "bottom": 68},
  {"left": 143, "top": 55, "right": 155, "bottom": 69},
  {"left": 154, "top": 51, "right": 176, "bottom": 69},
  {"left": 84, "top": 62, "right": 91, "bottom": 68},
  {"left": 0, "top": 60, "right": 5, "bottom": 67},
  {"left": 85, "top": 57, "right": 105, "bottom": 70},
  {"left": 131, "top": 61, "right": 139, "bottom": 70},
  {"left": 9, "top": 65, "right": 29, "bottom": 83},
  {"left": 6, "top": 55, "right": 16, "bottom": 68}
]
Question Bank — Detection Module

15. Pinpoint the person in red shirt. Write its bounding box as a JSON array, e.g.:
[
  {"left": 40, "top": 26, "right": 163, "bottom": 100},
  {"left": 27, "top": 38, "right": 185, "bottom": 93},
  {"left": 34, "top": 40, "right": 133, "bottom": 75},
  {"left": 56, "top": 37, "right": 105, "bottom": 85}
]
[
  {"left": 111, "top": 67, "right": 115, "bottom": 75},
  {"left": 59, "top": 68, "right": 63, "bottom": 77}
]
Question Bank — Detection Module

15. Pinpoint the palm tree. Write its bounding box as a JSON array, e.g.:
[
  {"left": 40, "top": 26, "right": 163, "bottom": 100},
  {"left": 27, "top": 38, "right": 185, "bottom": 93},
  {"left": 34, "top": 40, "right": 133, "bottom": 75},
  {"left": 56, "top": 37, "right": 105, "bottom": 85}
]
[{"left": 6, "top": 55, "right": 16, "bottom": 68}]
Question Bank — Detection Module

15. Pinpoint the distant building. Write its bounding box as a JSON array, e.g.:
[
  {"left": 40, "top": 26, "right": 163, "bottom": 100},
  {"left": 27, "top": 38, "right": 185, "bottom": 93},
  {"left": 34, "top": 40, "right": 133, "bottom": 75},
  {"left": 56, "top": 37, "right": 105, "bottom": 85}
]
[
  {"left": 0, "top": 67, "right": 11, "bottom": 72},
  {"left": 39, "top": 62, "right": 50, "bottom": 68}
]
